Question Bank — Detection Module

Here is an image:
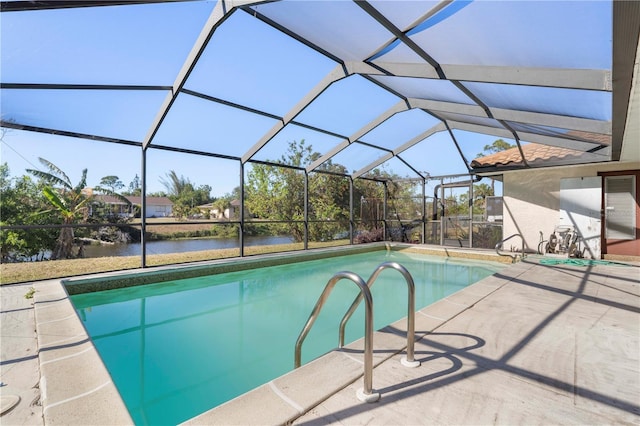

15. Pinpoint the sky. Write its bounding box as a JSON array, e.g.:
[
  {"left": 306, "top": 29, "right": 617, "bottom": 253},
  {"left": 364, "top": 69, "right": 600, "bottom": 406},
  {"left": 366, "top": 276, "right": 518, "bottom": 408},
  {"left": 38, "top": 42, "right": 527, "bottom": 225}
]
[
  {"left": 1, "top": 125, "right": 502, "bottom": 197},
  {"left": 0, "top": 0, "right": 610, "bottom": 198}
]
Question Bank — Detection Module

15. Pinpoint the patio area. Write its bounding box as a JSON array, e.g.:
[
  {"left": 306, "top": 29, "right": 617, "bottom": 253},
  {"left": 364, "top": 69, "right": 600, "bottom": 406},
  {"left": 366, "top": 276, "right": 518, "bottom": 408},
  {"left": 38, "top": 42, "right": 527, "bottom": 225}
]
[
  {"left": 2, "top": 254, "right": 638, "bottom": 425},
  {"left": 1, "top": 1, "right": 639, "bottom": 424},
  {"left": 290, "top": 258, "right": 640, "bottom": 425}
]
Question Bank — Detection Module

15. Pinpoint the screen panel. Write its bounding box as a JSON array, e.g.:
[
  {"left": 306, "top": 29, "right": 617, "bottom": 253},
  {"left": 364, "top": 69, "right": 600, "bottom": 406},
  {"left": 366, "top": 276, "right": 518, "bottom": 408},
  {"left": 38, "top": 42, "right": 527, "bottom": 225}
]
[
  {"left": 185, "top": 10, "right": 337, "bottom": 117},
  {"left": 372, "top": 76, "right": 474, "bottom": 105},
  {"left": 250, "top": 124, "right": 344, "bottom": 168},
  {"left": 294, "top": 75, "right": 401, "bottom": 137},
  {"left": 0, "top": 2, "right": 213, "bottom": 84},
  {"left": 360, "top": 109, "right": 440, "bottom": 151},
  {"left": 150, "top": 93, "right": 279, "bottom": 157},
  {"left": 248, "top": 0, "right": 396, "bottom": 61},
  {"left": 461, "top": 82, "right": 612, "bottom": 121},
  {"left": 1, "top": 88, "right": 168, "bottom": 142}
]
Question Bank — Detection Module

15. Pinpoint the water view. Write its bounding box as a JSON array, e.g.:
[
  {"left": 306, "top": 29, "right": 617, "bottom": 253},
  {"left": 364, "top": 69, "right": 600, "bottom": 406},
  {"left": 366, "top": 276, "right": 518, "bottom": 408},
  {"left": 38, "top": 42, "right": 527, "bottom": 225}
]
[{"left": 82, "top": 235, "right": 294, "bottom": 258}]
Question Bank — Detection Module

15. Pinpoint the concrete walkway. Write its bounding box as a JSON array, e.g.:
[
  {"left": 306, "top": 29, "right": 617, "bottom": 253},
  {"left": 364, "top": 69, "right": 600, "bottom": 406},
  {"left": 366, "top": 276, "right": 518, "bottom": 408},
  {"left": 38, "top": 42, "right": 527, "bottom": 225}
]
[
  {"left": 0, "top": 282, "right": 43, "bottom": 425},
  {"left": 292, "top": 259, "right": 640, "bottom": 425},
  {"left": 1, "top": 257, "right": 639, "bottom": 425}
]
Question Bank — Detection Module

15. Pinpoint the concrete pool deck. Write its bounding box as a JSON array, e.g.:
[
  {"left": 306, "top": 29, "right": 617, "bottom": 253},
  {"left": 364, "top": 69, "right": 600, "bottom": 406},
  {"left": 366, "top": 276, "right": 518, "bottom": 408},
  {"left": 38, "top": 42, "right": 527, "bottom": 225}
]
[{"left": 1, "top": 250, "right": 639, "bottom": 425}]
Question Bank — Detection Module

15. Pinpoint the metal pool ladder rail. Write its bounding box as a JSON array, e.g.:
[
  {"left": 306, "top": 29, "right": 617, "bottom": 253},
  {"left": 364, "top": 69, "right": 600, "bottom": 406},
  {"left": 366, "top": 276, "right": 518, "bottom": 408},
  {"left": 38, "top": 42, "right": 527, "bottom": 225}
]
[
  {"left": 495, "top": 233, "right": 525, "bottom": 262},
  {"left": 339, "top": 262, "right": 420, "bottom": 369},
  {"left": 294, "top": 262, "right": 420, "bottom": 403}
]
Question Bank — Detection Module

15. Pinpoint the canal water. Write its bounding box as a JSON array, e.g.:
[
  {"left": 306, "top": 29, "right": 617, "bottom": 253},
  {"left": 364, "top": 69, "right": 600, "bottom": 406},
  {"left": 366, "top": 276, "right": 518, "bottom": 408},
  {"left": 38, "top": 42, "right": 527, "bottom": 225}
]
[{"left": 82, "top": 235, "right": 294, "bottom": 258}]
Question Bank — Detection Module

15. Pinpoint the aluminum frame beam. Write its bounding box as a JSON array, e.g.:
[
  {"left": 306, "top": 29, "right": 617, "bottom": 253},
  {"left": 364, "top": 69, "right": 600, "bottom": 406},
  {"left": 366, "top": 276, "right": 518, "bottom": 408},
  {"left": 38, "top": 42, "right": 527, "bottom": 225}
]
[
  {"left": 353, "top": 0, "right": 616, "bottom": 166},
  {"left": 3, "top": 0, "right": 630, "bottom": 182},
  {"left": 0, "top": 0, "right": 196, "bottom": 12},
  {"left": 241, "top": 64, "right": 350, "bottom": 164},
  {"left": 305, "top": 100, "right": 410, "bottom": 172},
  {"left": 352, "top": 122, "right": 446, "bottom": 179},
  {"left": 0, "top": 120, "right": 141, "bottom": 147},
  {"left": 448, "top": 121, "right": 610, "bottom": 154},
  {"left": 406, "top": 98, "right": 610, "bottom": 135},
  {"left": 0, "top": 83, "right": 172, "bottom": 91},
  {"left": 407, "top": 98, "right": 485, "bottom": 117},
  {"left": 142, "top": 0, "right": 227, "bottom": 150},
  {"left": 490, "top": 107, "right": 611, "bottom": 135},
  {"left": 354, "top": 1, "right": 504, "bottom": 131},
  {"left": 141, "top": 0, "right": 272, "bottom": 150},
  {"left": 363, "top": 62, "right": 612, "bottom": 92}
]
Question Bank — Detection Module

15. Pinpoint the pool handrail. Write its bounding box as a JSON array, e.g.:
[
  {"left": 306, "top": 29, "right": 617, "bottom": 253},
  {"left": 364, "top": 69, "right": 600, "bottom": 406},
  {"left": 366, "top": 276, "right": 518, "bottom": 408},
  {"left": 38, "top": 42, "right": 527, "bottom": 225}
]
[
  {"left": 294, "top": 271, "right": 379, "bottom": 402},
  {"left": 338, "top": 262, "right": 420, "bottom": 368},
  {"left": 495, "top": 233, "right": 525, "bottom": 262}
]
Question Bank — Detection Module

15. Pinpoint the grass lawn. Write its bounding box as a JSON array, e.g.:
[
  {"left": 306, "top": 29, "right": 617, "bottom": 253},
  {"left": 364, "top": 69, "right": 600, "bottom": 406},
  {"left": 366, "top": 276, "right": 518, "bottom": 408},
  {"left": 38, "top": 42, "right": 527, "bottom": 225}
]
[
  {"left": 136, "top": 217, "right": 231, "bottom": 236},
  {"left": 0, "top": 240, "right": 348, "bottom": 285}
]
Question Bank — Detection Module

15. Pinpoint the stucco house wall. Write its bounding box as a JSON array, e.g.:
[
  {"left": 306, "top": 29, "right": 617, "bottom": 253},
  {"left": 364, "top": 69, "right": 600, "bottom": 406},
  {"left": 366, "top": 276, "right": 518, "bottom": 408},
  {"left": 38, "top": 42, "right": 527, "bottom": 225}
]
[
  {"left": 502, "top": 161, "right": 640, "bottom": 255},
  {"left": 124, "top": 196, "right": 173, "bottom": 218},
  {"left": 144, "top": 203, "right": 172, "bottom": 218}
]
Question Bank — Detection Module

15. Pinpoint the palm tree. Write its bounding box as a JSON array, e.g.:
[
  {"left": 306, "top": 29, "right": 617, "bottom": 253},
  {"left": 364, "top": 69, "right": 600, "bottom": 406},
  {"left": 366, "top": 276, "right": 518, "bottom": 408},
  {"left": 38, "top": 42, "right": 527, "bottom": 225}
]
[
  {"left": 475, "top": 139, "right": 515, "bottom": 194},
  {"left": 472, "top": 182, "right": 494, "bottom": 215},
  {"left": 213, "top": 197, "right": 231, "bottom": 220},
  {"left": 159, "top": 170, "right": 193, "bottom": 197},
  {"left": 27, "top": 158, "right": 129, "bottom": 260}
]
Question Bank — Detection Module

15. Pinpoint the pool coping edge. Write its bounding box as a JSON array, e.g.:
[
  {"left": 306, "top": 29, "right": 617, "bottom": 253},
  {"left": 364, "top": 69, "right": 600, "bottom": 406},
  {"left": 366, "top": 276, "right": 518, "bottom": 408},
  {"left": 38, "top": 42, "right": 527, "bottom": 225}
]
[{"left": 33, "top": 243, "right": 515, "bottom": 425}]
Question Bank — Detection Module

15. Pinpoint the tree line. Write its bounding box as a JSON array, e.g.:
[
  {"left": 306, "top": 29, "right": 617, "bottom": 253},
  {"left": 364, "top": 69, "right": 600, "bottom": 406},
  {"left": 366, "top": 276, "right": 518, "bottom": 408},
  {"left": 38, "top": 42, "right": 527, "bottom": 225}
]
[
  {"left": 0, "top": 156, "right": 223, "bottom": 262},
  {"left": 1, "top": 139, "right": 509, "bottom": 262}
]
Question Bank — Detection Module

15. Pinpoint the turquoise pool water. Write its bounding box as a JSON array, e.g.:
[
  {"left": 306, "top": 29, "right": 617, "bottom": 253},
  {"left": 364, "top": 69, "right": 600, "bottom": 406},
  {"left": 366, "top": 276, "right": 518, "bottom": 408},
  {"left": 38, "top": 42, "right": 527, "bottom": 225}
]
[{"left": 71, "top": 250, "right": 503, "bottom": 425}]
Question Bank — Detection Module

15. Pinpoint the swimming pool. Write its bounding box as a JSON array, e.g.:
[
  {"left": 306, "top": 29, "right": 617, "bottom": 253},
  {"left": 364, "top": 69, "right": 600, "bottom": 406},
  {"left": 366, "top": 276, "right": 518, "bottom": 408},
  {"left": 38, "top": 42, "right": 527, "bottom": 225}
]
[{"left": 70, "top": 249, "right": 504, "bottom": 425}]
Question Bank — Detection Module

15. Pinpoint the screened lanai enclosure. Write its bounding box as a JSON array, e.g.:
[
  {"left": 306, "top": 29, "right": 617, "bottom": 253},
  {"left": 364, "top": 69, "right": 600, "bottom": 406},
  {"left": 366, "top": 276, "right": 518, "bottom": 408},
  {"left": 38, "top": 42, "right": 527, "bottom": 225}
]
[{"left": 1, "top": 0, "right": 637, "bottom": 273}]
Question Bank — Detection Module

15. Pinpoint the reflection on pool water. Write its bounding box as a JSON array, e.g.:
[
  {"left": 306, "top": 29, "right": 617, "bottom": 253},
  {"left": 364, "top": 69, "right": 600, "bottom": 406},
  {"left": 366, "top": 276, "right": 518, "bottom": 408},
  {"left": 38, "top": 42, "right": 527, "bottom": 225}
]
[{"left": 71, "top": 250, "right": 503, "bottom": 425}]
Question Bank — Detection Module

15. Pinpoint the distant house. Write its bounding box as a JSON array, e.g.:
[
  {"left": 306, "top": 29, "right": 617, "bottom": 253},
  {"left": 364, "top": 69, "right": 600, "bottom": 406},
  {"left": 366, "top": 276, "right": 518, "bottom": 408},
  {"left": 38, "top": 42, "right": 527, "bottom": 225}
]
[
  {"left": 90, "top": 195, "right": 131, "bottom": 217},
  {"left": 197, "top": 199, "right": 247, "bottom": 220},
  {"left": 92, "top": 194, "right": 173, "bottom": 218},
  {"left": 229, "top": 199, "right": 241, "bottom": 219},
  {"left": 196, "top": 203, "right": 216, "bottom": 218},
  {"left": 126, "top": 196, "right": 173, "bottom": 218}
]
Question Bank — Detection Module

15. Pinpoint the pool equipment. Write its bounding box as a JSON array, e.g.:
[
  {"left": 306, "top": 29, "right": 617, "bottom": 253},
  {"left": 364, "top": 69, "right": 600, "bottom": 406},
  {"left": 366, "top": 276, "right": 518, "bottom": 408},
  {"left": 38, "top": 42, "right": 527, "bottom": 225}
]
[{"left": 541, "top": 226, "right": 584, "bottom": 258}]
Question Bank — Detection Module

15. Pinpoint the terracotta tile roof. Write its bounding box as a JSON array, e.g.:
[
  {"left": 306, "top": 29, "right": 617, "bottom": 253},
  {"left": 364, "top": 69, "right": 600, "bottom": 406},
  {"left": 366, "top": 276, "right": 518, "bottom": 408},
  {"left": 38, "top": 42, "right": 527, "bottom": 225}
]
[
  {"left": 470, "top": 143, "right": 590, "bottom": 169},
  {"left": 566, "top": 130, "right": 611, "bottom": 145}
]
